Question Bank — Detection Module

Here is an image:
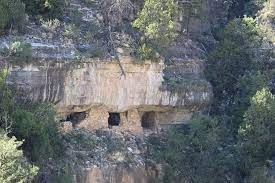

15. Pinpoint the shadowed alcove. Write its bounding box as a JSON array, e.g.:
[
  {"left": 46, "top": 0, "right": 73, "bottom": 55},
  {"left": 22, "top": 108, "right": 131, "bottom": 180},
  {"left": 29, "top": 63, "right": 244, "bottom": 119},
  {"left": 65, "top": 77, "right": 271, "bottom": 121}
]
[
  {"left": 141, "top": 112, "right": 156, "bottom": 129},
  {"left": 66, "top": 112, "right": 87, "bottom": 127},
  {"left": 108, "top": 113, "right": 121, "bottom": 127}
]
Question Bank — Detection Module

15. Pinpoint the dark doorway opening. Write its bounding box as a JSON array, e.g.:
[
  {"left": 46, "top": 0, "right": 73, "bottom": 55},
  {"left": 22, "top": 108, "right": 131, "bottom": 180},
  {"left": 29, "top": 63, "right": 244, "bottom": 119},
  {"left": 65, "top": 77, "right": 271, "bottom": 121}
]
[
  {"left": 141, "top": 112, "right": 156, "bottom": 129},
  {"left": 66, "top": 112, "right": 86, "bottom": 127},
  {"left": 108, "top": 113, "right": 120, "bottom": 126}
]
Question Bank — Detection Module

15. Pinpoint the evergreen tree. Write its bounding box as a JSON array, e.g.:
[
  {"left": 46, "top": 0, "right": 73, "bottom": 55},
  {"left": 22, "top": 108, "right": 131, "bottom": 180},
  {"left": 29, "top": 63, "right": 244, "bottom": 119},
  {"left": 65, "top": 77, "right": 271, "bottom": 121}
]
[
  {"left": 0, "top": 131, "right": 38, "bottom": 183},
  {"left": 133, "top": 0, "right": 178, "bottom": 47}
]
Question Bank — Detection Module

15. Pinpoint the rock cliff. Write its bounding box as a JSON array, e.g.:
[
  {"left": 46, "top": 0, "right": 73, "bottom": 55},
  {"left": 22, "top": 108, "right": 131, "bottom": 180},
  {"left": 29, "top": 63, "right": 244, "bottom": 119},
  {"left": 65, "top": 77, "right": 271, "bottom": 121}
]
[
  {"left": 7, "top": 55, "right": 211, "bottom": 132},
  {"left": 0, "top": 0, "right": 221, "bottom": 182},
  {"left": 75, "top": 165, "right": 159, "bottom": 183}
]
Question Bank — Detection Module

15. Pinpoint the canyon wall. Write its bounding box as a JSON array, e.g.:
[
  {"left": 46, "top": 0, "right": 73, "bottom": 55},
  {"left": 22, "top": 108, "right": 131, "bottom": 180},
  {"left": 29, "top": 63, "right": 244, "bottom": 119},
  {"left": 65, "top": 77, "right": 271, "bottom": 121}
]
[
  {"left": 7, "top": 56, "right": 212, "bottom": 132},
  {"left": 75, "top": 165, "right": 160, "bottom": 183}
]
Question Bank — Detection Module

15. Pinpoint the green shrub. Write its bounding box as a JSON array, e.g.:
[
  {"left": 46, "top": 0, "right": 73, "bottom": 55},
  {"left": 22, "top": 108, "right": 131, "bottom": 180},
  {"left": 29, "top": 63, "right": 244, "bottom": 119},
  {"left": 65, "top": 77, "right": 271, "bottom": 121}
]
[
  {"left": 257, "top": 0, "right": 275, "bottom": 42},
  {"left": 52, "top": 164, "right": 74, "bottom": 183},
  {"left": 40, "top": 18, "right": 61, "bottom": 32},
  {"left": 229, "top": 73, "right": 268, "bottom": 122},
  {"left": 83, "top": 21, "right": 101, "bottom": 41},
  {"left": 205, "top": 17, "right": 265, "bottom": 118},
  {"left": 88, "top": 47, "right": 104, "bottom": 58},
  {"left": 11, "top": 102, "right": 64, "bottom": 164},
  {"left": 0, "top": 4, "right": 9, "bottom": 32},
  {"left": 63, "top": 130, "right": 96, "bottom": 150},
  {"left": 9, "top": 41, "right": 32, "bottom": 59},
  {"left": 150, "top": 115, "right": 243, "bottom": 183},
  {"left": 0, "top": 40, "right": 32, "bottom": 59},
  {"left": 63, "top": 24, "right": 79, "bottom": 39},
  {"left": 22, "top": 0, "right": 65, "bottom": 19},
  {"left": 238, "top": 88, "right": 275, "bottom": 162},
  {"left": 70, "top": 9, "right": 83, "bottom": 26},
  {"left": 0, "top": 0, "right": 26, "bottom": 32},
  {"left": 245, "top": 166, "right": 273, "bottom": 183},
  {"left": 0, "top": 69, "right": 14, "bottom": 130},
  {"left": 133, "top": 0, "right": 178, "bottom": 47},
  {"left": 150, "top": 111, "right": 274, "bottom": 182},
  {"left": 134, "top": 43, "right": 158, "bottom": 62},
  {"left": 0, "top": 130, "right": 39, "bottom": 183}
]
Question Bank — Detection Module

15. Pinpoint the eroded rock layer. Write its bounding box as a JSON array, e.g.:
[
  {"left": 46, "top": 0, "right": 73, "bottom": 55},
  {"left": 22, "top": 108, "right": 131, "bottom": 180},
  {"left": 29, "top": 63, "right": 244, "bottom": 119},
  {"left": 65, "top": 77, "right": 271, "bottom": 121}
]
[
  {"left": 7, "top": 56, "right": 212, "bottom": 132},
  {"left": 76, "top": 165, "right": 160, "bottom": 183}
]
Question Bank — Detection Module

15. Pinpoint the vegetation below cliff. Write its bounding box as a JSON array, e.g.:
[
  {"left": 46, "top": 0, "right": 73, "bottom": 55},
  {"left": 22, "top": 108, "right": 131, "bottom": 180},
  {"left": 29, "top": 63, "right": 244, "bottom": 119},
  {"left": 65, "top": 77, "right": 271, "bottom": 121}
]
[
  {"left": 148, "top": 1, "right": 275, "bottom": 182},
  {"left": 0, "top": 0, "right": 274, "bottom": 183}
]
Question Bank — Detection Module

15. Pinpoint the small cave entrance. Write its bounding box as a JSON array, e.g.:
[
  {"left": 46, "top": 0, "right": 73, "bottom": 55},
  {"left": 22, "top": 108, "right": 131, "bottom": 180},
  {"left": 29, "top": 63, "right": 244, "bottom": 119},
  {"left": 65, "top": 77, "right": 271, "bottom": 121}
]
[
  {"left": 108, "top": 113, "right": 121, "bottom": 127},
  {"left": 141, "top": 112, "right": 156, "bottom": 129},
  {"left": 66, "top": 112, "right": 87, "bottom": 127}
]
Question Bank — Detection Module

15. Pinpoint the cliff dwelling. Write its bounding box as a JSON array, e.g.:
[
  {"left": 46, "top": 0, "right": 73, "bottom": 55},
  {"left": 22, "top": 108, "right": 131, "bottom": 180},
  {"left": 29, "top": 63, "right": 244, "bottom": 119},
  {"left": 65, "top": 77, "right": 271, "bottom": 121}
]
[
  {"left": 108, "top": 113, "right": 121, "bottom": 127},
  {"left": 6, "top": 44, "right": 212, "bottom": 134},
  {"left": 66, "top": 112, "right": 87, "bottom": 127},
  {"left": 141, "top": 112, "right": 156, "bottom": 130},
  {"left": 6, "top": 56, "right": 212, "bottom": 134},
  {"left": 67, "top": 106, "right": 168, "bottom": 133},
  {"left": 63, "top": 104, "right": 201, "bottom": 133},
  {"left": 1, "top": 0, "right": 272, "bottom": 181}
]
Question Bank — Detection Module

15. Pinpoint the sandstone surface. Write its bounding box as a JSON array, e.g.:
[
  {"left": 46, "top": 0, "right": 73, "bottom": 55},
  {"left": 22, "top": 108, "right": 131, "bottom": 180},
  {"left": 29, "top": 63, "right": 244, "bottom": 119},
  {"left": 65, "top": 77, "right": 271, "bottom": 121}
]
[{"left": 7, "top": 55, "right": 212, "bottom": 132}]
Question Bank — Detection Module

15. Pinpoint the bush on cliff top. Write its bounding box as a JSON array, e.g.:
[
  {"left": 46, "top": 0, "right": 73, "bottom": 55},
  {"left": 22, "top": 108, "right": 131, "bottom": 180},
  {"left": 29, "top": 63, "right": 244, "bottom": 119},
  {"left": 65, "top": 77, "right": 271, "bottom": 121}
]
[
  {"left": 133, "top": 0, "right": 178, "bottom": 48},
  {"left": 22, "top": 0, "right": 65, "bottom": 19},
  {"left": 0, "top": 0, "right": 26, "bottom": 33}
]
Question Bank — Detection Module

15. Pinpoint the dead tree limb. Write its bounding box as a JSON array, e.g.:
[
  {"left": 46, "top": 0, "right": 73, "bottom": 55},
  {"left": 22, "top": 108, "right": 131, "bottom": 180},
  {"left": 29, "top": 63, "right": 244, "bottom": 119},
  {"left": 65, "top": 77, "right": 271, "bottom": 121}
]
[
  {"left": 108, "top": 25, "right": 126, "bottom": 77},
  {"left": 106, "top": 0, "right": 134, "bottom": 77}
]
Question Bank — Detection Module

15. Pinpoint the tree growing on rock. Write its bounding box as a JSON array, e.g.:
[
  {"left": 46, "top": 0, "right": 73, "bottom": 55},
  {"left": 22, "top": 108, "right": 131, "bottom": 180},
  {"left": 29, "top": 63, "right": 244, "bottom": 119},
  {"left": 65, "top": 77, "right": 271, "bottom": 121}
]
[{"left": 133, "top": 0, "right": 178, "bottom": 48}]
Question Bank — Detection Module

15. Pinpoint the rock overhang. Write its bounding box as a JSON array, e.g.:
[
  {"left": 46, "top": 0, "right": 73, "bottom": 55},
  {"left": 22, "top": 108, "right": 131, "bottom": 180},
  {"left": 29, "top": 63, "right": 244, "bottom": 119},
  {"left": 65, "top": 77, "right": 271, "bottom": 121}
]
[{"left": 6, "top": 55, "right": 212, "bottom": 131}]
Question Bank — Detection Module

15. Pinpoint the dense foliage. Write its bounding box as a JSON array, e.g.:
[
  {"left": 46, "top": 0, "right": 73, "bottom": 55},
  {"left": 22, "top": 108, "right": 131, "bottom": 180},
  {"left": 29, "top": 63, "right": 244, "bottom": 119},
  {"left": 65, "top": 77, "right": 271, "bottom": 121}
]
[
  {"left": 0, "top": 69, "right": 64, "bottom": 182},
  {"left": 11, "top": 102, "right": 64, "bottom": 163},
  {"left": 0, "top": 0, "right": 274, "bottom": 182},
  {"left": 258, "top": 0, "right": 275, "bottom": 42},
  {"left": 22, "top": 0, "right": 65, "bottom": 19},
  {"left": 238, "top": 88, "right": 275, "bottom": 163},
  {"left": 0, "top": 131, "right": 39, "bottom": 183},
  {"left": 0, "top": 0, "right": 26, "bottom": 32},
  {"left": 0, "top": 0, "right": 66, "bottom": 33},
  {"left": 0, "top": 70, "right": 14, "bottom": 129},
  {"left": 150, "top": 116, "right": 229, "bottom": 182},
  {"left": 152, "top": 89, "right": 275, "bottom": 182},
  {"left": 205, "top": 17, "right": 268, "bottom": 124},
  {"left": 149, "top": 1, "right": 274, "bottom": 182},
  {"left": 150, "top": 116, "right": 243, "bottom": 182},
  {"left": 133, "top": 0, "right": 178, "bottom": 48},
  {"left": 152, "top": 110, "right": 274, "bottom": 182}
]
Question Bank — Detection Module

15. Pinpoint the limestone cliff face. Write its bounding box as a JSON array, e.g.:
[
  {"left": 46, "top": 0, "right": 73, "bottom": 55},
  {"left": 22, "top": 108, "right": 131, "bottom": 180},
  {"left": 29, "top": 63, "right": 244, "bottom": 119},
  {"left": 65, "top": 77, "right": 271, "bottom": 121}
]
[
  {"left": 7, "top": 55, "right": 211, "bottom": 131},
  {"left": 1, "top": 0, "right": 221, "bottom": 133},
  {"left": 75, "top": 165, "right": 160, "bottom": 183}
]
